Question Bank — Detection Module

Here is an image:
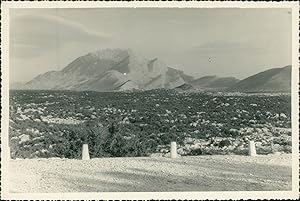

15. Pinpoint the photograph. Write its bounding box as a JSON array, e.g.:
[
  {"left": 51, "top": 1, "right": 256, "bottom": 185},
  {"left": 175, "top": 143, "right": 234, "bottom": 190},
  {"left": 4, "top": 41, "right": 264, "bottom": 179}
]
[{"left": 1, "top": 1, "right": 299, "bottom": 200}]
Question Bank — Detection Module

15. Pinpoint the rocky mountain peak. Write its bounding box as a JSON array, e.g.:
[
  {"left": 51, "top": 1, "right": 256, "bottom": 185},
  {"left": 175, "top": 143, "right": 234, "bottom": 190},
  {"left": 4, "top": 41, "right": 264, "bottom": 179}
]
[
  {"left": 15, "top": 48, "right": 289, "bottom": 93},
  {"left": 90, "top": 48, "right": 133, "bottom": 62},
  {"left": 20, "top": 48, "right": 191, "bottom": 91}
]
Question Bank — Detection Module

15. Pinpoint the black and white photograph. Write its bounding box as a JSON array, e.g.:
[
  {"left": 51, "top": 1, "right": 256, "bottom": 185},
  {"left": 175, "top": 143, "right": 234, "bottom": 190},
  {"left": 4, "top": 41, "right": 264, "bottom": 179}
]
[{"left": 1, "top": 1, "right": 299, "bottom": 200}]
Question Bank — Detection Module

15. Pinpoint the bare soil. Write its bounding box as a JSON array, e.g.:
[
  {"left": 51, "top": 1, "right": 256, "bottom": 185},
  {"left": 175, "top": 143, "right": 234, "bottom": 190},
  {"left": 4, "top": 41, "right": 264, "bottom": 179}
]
[{"left": 9, "top": 154, "right": 292, "bottom": 193}]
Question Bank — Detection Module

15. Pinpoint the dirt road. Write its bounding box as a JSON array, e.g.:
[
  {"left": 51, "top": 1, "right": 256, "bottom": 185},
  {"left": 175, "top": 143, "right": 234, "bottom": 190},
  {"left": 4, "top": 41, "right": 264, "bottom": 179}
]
[{"left": 10, "top": 154, "right": 292, "bottom": 193}]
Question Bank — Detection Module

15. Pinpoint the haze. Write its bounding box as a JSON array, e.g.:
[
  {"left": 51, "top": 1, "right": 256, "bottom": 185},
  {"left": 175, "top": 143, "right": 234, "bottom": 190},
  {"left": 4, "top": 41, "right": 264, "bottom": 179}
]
[{"left": 9, "top": 8, "right": 292, "bottom": 83}]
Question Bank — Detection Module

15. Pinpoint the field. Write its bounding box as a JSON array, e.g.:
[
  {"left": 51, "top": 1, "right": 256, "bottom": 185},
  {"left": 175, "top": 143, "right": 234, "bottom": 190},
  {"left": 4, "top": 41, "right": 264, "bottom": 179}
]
[{"left": 9, "top": 90, "right": 292, "bottom": 159}]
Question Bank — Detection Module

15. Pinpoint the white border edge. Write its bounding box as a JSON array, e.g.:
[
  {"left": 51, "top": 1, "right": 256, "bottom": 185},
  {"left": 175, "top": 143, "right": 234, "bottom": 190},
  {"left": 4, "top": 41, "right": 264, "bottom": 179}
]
[{"left": 1, "top": 1, "right": 299, "bottom": 200}]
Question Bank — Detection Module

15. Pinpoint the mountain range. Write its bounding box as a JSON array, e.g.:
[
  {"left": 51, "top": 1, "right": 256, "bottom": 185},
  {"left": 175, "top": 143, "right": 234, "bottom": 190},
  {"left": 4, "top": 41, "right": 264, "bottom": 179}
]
[{"left": 12, "top": 49, "right": 291, "bottom": 93}]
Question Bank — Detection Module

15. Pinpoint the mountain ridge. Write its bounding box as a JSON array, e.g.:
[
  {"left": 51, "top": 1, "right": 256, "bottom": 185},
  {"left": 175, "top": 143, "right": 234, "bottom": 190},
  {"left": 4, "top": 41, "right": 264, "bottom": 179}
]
[
  {"left": 229, "top": 65, "right": 291, "bottom": 93},
  {"left": 191, "top": 75, "right": 239, "bottom": 91},
  {"left": 12, "top": 48, "right": 291, "bottom": 93},
  {"left": 20, "top": 49, "right": 191, "bottom": 91}
]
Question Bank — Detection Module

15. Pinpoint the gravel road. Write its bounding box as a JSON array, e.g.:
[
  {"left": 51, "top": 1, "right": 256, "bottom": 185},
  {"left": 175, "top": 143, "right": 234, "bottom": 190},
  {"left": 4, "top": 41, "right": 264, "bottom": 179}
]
[{"left": 10, "top": 154, "right": 292, "bottom": 193}]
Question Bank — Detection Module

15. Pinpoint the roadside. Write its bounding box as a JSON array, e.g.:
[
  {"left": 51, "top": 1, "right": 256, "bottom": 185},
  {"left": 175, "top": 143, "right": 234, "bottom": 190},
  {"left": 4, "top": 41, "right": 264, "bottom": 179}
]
[{"left": 10, "top": 154, "right": 292, "bottom": 193}]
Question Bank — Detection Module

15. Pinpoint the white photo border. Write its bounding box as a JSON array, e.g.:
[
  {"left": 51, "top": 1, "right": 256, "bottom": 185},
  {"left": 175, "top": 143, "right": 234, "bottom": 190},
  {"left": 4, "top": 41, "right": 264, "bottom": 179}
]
[{"left": 1, "top": 1, "right": 299, "bottom": 200}]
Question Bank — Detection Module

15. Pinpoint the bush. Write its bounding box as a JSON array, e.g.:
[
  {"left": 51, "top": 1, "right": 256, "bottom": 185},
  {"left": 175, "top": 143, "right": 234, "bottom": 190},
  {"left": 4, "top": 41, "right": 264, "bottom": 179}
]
[
  {"left": 219, "top": 139, "right": 231, "bottom": 147},
  {"left": 46, "top": 120, "right": 163, "bottom": 158},
  {"left": 9, "top": 90, "right": 292, "bottom": 158},
  {"left": 190, "top": 148, "right": 203, "bottom": 155}
]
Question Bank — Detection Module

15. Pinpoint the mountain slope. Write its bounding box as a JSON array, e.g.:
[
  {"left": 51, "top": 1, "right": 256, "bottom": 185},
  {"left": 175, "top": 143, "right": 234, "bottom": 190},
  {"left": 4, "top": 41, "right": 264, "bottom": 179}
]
[
  {"left": 144, "top": 67, "right": 187, "bottom": 90},
  {"left": 16, "top": 48, "right": 291, "bottom": 93},
  {"left": 10, "top": 82, "right": 24, "bottom": 90},
  {"left": 21, "top": 49, "right": 193, "bottom": 92},
  {"left": 190, "top": 75, "right": 239, "bottom": 91},
  {"left": 229, "top": 65, "right": 291, "bottom": 93},
  {"left": 174, "top": 83, "right": 195, "bottom": 91}
]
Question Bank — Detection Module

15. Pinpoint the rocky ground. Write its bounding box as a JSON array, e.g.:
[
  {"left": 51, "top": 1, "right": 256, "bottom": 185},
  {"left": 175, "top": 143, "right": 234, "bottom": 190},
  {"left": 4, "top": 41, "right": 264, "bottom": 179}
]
[
  {"left": 154, "top": 126, "right": 292, "bottom": 157},
  {"left": 10, "top": 154, "right": 292, "bottom": 193}
]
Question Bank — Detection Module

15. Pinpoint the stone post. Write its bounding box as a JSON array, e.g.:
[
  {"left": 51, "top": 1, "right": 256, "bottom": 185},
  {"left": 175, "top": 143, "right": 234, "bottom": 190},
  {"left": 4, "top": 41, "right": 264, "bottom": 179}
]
[
  {"left": 248, "top": 140, "right": 257, "bottom": 156},
  {"left": 170, "top": 141, "right": 177, "bottom": 158},
  {"left": 82, "top": 144, "right": 90, "bottom": 160}
]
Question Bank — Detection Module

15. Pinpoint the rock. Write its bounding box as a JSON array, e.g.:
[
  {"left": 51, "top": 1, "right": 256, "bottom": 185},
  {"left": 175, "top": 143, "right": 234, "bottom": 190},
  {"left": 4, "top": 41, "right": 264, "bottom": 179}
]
[
  {"left": 41, "top": 149, "right": 49, "bottom": 153},
  {"left": 262, "top": 140, "right": 267, "bottom": 145},
  {"left": 286, "top": 140, "right": 292, "bottom": 146},
  {"left": 190, "top": 144, "right": 201, "bottom": 150},
  {"left": 19, "top": 134, "right": 30, "bottom": 143},
  {"left": 273, "top": 151, "right": 281, "bottom": 155},
  {"left": 284, "top": 145, "right": 292, "bottom": 153},
  {"left": 162, "top": 152, "right": 181, "bottom": 158},
  {"left": 150, "top": 153, "right": 163, "bottom": 158},
  {"left": 185, "top": 137, "right": 195, "bottom": 144},
  {"left": 227, "top": 145, "right": 235, "bottom": 150},
  {"left": 184, "top": 144, "right": 191, "bottom": 150},
  {"left": 177, "top": 148, "right": 187, "bottom": 155},
  {"left": 272, "top": 143, "right": 281, "bottom": 150},
  {"left": 256, "top": 142, "right": 262, "bottom": 147},
  {"left": 11, "top": 136, "right": 19, "bottom": 141},
  {"left": 163, "top": 152, "right": 171, "bottom": 157},
  {"left": 159, "top": 148, "right": 169, "bottom": 153},
  {"left": 280, "top": 113, "right": 287, "bottom": 118},
  {"left": 214, "top": 137, "right": 223, "bottom": 142}
]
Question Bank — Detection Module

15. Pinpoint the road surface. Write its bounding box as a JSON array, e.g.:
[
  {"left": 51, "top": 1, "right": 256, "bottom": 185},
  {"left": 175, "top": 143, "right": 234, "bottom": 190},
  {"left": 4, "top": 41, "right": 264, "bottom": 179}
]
[{"left": 10, "top": 154, "right": 292, "bottom": 193}]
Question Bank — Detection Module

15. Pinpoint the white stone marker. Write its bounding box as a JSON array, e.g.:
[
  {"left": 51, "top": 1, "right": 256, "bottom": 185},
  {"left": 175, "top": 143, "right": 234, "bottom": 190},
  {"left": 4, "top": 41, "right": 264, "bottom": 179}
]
[
  {"left": 82, "top": 144, "right": 90, "bottom": 160},
  {"left": 170, "top": 141, "right": 177, "bottom": 158},
  {"left": 248, "top": 140, "right": 257, "bottom": 156}
]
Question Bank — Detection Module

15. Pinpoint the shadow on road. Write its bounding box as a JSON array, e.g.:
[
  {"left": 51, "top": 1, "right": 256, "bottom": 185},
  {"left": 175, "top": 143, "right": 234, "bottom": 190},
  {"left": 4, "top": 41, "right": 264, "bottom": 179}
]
[{"left": 51, "top": 157, "right": 292, "bottom": 192}]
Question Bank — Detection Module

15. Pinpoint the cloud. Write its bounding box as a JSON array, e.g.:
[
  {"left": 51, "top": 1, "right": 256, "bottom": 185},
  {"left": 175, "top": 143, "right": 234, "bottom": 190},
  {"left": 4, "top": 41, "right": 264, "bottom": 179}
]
[{"left": 10, "top": 14, "right": 113, "bottom": 58}]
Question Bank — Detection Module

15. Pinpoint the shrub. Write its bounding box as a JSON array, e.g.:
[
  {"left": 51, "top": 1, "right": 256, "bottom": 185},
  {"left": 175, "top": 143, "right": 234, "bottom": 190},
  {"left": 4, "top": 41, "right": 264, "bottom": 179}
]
[
  {"left": 9, "top": 90, "right": 292, "bottom": 158},
  {"left": 190, "top": 148, "right": 203, "bottom": 155},
  {"left": 219, "top": 139, "right": 231, "bottom": 147}
]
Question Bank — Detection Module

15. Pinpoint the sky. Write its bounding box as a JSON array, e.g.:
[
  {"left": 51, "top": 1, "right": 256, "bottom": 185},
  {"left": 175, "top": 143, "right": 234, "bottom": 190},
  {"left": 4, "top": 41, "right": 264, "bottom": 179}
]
[{"left": 9, "top": 8, "right": 292, "bottom": 83}]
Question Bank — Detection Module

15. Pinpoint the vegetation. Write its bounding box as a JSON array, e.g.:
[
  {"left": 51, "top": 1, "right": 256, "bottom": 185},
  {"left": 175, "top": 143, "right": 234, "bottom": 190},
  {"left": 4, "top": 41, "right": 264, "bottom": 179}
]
[{"left": 9, "top": 89, "right": 292, "bottom": 158}]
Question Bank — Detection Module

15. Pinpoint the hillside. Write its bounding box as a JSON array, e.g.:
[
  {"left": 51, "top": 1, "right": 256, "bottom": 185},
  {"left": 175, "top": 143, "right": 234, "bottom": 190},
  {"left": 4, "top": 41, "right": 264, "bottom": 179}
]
[
  {"left": 190, "top": 75, "right": 239, "bottom": 91},
  {"left": 229, "top": 65, "right": 291, "bottom": 93},
  {"left": 21, "top": 49, "right": 193, "bottom": 92},
  {"left": 175, "top": 83, "right": 195, "bottom": 91}
]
